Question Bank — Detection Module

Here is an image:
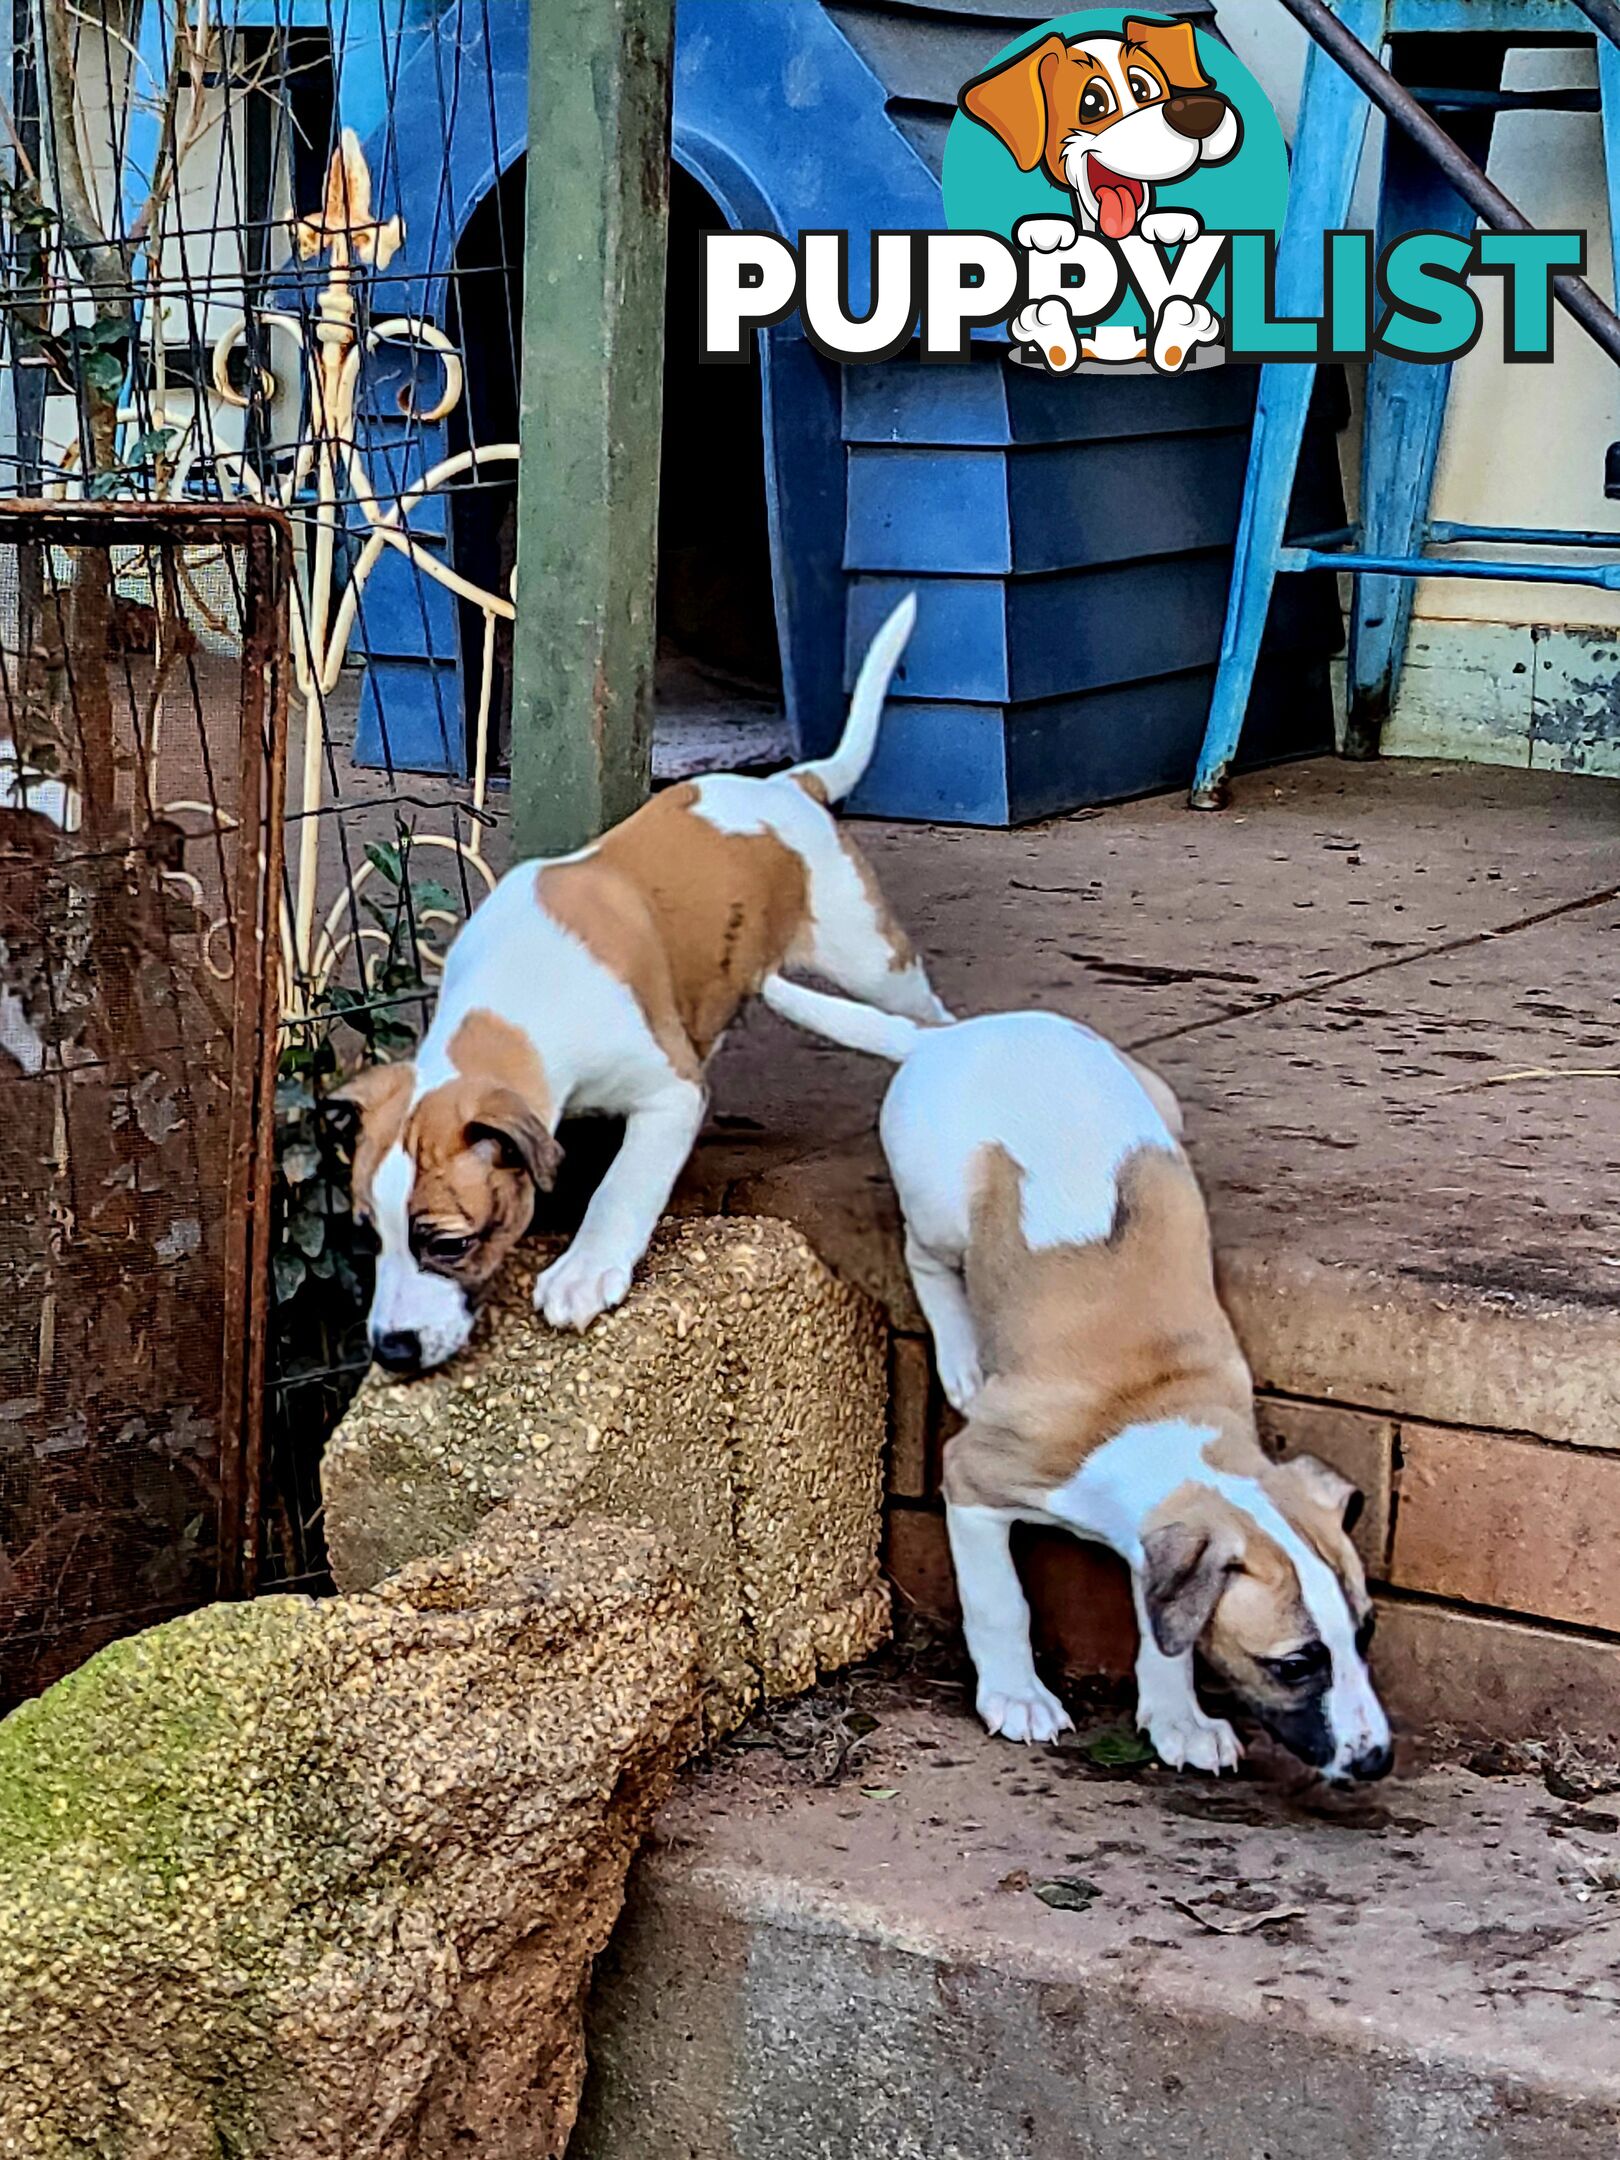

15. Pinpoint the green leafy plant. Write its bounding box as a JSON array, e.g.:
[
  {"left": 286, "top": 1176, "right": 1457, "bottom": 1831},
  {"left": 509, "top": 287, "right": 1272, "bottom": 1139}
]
[{"left": 264, "top": 831, "right": 454, "bottom": 1585}]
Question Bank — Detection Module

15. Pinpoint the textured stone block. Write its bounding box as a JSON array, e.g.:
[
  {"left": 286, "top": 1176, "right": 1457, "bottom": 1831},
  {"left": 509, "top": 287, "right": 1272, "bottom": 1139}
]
[
  {"left": 324, "top": 1217, "right": 890, "bottom": 1733},
  {"left": 0, "top": 1503, "right": 701, "bottom": 2160}
]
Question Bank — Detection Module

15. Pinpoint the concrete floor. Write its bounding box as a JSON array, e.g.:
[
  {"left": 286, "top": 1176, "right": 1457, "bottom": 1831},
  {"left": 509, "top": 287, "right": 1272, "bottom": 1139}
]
[
  {"left": 310, "top": 739, "right": 1620, "bottom": 1440},
  {"left": 688, "top": 757, "right": 1620, "bottom": 1449},
  {"left": 578, "top": 1681, "right": 1620, "bottom": 2158}
]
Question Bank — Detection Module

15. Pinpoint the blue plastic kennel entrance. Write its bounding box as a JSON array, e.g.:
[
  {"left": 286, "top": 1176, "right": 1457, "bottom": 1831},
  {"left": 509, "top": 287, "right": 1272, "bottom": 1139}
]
[{"left": 337, "top": 0, "right": 1343, "bottom": 824}]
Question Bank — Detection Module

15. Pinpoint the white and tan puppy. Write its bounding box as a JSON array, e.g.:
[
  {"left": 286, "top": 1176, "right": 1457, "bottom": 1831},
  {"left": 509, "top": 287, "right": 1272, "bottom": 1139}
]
[
  {"left": 337, "top": 596, "right": 948, "bottom": 1376},
  {"left": 961, "top": 16, "right": 1242, "bottom": 242},
  {"left": 760, "top": 983, "right": 1392, "bottom": 1785}
]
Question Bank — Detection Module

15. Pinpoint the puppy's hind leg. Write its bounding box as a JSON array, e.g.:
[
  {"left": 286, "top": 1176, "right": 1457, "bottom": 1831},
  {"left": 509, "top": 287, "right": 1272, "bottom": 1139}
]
[
  {"left": 944, "top": 1487, "right": 1072, "bottom": 1746},
  {"left": 905, "top": 1234, "right": 983, "bottom": 1414},
  {"left": 793, "top": 825, "right": 952, "bottom": 1025}
]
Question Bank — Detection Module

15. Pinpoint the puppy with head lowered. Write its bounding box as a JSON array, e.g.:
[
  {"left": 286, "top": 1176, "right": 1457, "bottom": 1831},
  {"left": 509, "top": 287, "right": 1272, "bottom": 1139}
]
[
  {"left": 338, "top": 596, "right": 947, "bottom": 1376},
  {"left": 761, "top": 981, "right": 1392, "bottom": 1783}
]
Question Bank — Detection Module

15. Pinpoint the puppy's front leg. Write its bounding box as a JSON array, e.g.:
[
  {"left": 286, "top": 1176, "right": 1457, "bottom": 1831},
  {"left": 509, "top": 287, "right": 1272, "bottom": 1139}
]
[
  {"left": 1129, "top": 1576, "right": 1241, "bottom": 1774},
  {"left": 534, "top": 1079, "right": 706, "bottom": 1331},
  {"left": 946, "top": 1500, "right": 1072, "bottom": 1745}
]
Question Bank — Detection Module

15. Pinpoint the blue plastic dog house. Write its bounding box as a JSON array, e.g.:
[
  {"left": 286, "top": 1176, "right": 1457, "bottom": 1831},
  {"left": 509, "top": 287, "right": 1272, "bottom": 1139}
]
[{"left": 336, "top": 0, "right": 1341, "bottom": 823}]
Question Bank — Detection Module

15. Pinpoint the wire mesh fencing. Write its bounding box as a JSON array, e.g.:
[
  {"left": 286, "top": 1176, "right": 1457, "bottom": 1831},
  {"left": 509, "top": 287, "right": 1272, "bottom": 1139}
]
[
  {"left": 1, "top": 2, "right": 534, "bottom": 1607},
  {"left": 0, "top": 498, "right": 285, "bottom": 1709}
]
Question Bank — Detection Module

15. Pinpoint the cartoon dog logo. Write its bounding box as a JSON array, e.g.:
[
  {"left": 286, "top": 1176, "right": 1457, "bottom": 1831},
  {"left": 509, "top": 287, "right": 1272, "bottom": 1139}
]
[{"left": 959, "top": 16, "right": 1243, "bottom": 371}]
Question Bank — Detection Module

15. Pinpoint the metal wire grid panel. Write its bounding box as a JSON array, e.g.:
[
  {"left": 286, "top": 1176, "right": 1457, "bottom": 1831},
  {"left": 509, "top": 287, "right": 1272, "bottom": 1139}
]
[
  {"left": 1, "top": 5, "right": 534, "bottom": 1594},
  {"left": 0, "top": 499, "right": 286, "bottom": 1710}
]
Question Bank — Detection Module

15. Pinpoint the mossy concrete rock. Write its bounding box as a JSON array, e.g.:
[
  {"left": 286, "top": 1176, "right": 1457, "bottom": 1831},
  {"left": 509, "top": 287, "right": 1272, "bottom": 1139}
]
[
  {"left": 0, "top": 1503, "right": 701, "bottom": 2160},
  {"left": 323, "top": 1217, "right": 890, "bottom": 1733}
]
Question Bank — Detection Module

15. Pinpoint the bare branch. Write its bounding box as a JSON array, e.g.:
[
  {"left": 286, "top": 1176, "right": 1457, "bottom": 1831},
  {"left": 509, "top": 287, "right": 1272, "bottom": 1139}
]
[{"left": 34, "top": 0, "right": 129, "bottom": 294}]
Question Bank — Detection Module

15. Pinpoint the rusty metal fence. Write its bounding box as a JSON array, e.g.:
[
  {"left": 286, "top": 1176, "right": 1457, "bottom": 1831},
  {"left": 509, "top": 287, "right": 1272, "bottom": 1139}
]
[{"left": 0, "top": 500, "right": 287, "bottom": 1709}]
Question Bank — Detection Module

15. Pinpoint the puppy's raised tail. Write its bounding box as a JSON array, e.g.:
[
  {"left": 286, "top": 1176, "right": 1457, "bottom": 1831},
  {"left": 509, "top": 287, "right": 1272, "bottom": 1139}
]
[
  {"left": 789, "top": 591, "right": 917, "bottom": 805},
  {"left": 761, "top": 976, "right": 923, "bottom": 1063}
]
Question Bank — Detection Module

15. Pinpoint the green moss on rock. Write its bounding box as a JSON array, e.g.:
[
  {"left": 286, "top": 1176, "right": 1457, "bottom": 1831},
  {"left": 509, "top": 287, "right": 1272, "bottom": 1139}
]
[{"left": 0, "top": 1506, "right": 701, "bottom": 2159}]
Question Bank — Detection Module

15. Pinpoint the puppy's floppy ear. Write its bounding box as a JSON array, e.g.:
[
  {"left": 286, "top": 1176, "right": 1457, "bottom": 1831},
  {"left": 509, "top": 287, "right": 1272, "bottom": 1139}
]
[
  {"left": 1284, "top": 1452, "right": 1365, "bottom": 1534},
  {"left": 1141, "top": 1519, "right": 1242, "bottom": 1657},
  {"left": 465, "top": 1085, "right": 563, "bottom": 1192},
  {"left": 1123, "top": 16, "right": 1213, "bottom": 92},
  {"left": 960, "top": 32, "right": 1068, "bottom": 172}
]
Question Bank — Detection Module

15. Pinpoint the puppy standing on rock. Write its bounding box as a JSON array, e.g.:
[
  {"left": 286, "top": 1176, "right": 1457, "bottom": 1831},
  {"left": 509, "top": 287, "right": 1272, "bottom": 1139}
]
[
  {"left": 338, "top": 594, "right": 947, "bottom": 1376},
  {"left": 761, "top": 981, "right": 1393, "bottom": 1784}
]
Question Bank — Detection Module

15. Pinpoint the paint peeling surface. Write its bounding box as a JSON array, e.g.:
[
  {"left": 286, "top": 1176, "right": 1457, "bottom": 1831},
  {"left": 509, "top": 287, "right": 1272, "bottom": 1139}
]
[{"left": 0, "top": 508, "right": 284, "bottom": 1709}]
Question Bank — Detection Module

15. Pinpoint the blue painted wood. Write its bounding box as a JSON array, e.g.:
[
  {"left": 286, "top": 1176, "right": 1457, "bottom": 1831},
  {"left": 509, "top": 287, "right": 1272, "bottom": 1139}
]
[
  {"left": 848, "top": 653, "right": 1335, "bottom": 824},
  {"left": 759, "top": 332, "right": 851, "bottom": 762},
  {"left": 842, "top": 358, "right": 1258, "bottom": 448},
  {"left": 845, "top": 448, "right": 1013, "bottom": 575},
  {"left": 356, "top": 661, "right": 468, "bottom": 776},
  {"left": 846, "top": 556, "right": 1250, "bottom": 703},
  {"left": 344, "top": 0, "right": 941, "bottom": 774},
  {"left": 335, "top": 0, "right": 1341, "bottom": 816},
  {"left": 846, "top": 433, "right": 1255, "bottom": 575},
  {"left": 1349, "top": 66, "right": 1498, "bottom": 747},
  {"left": 848, "top": 699, "right": 1012, "bottom": 823},
  {"left": 1193, "top": 0, "right": 1388, "bottom": 805}
]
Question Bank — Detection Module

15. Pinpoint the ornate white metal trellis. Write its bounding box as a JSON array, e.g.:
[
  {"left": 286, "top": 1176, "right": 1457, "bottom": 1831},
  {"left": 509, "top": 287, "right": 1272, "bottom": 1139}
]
[{"left": 43, "top": 129, "right": 512, "bottom": 1019}]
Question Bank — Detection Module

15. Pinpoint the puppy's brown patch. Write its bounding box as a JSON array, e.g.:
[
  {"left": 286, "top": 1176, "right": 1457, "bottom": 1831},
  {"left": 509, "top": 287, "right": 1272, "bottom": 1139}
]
[
  {"left": 539, "top": 782, "right": 809, "bottom": 1066},
  {"left": 401, "top": 1073, "right": 557, "bottom": 1291},
  {"left": 334, "top": 1059, "right": 414, "bottom": 1215},
  {"left": 943, "top": 1142, "right": 1254, "bottom": 1511},
  {"left": 838, "top": 827, "right": 917, "bottom": 974},
  {"left": 448, "top": 1008, "right": 551, "bottom": 1118}
]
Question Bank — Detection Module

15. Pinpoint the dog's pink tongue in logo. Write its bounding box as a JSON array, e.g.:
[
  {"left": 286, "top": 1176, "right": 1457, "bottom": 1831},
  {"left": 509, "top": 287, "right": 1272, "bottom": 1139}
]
[{"left": 1089, "top": 158, "right": 1143, "bottom": 239}]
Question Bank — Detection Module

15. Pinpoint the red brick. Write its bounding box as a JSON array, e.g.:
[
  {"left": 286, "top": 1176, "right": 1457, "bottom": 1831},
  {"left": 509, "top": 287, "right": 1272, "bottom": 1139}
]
[
  {"left": 882, "top": 1507, "right": 1137, "bottom": 1678},
  {"left": 886, "top": 1335, "right": 933, "bottom": 1501},
  {"left": 1021, "top": 1528, "right": 1138, "bottom": 1679},
  {"left": 883, "top": 1506, "right": 958, "bottom": 1625},
  {"left": 1390, "top": 1423, "right": 1620, "bottom": 1633}
]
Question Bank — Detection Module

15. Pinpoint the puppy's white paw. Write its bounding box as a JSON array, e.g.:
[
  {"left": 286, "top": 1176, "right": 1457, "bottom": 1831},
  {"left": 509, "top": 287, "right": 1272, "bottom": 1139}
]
[
  {"left": 1151, "top": 295, "right": 1220, "bottom": 375},
  {"left": 1010, "top": 297, "right": 1078, "bottom": 373},
  {"left": 1139, "top": 208, "right": 1204, "bottom": 248},
  {"left": 938, "top": 1355, "right": 984, "bottom": 1416},
  {"left": 534, "top": 1250, "right": 632, "bottom": 1332},
  {"left": 1139, "top": 1696, "right": 1242, "bottom": 1774},
  {"left": 979, "top": 1676, "right": 1074, "bottom": 1745},
  {"left": 1014, "top": 214, "right": 1079, "bottom": 254}
]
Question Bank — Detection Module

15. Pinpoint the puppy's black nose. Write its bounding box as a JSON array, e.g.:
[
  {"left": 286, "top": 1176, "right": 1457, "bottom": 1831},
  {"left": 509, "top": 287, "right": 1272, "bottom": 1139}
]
[
  {"left": 1348, "top": 1739, "right": 1394, "bottom": 1783},
  {"left": 1164, "top": 92, "right": 1229, "bottom": 140},
  {"left": 373, "top": 1328, "right": 423, "bottom": 1376}
]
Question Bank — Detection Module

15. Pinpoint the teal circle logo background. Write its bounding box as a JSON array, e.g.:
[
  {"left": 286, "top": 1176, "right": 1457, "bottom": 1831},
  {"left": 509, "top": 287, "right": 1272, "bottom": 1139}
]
[{"left": 942, "top": 10, "right": 1289, "bottom": 241}]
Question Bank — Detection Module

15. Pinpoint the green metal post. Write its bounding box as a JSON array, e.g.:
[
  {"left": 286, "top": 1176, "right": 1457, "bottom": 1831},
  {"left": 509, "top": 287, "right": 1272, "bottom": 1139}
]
[{"left": 509, "top": 0, "right": 675, "bottom": 857}]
